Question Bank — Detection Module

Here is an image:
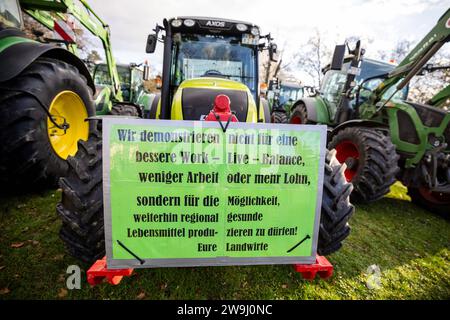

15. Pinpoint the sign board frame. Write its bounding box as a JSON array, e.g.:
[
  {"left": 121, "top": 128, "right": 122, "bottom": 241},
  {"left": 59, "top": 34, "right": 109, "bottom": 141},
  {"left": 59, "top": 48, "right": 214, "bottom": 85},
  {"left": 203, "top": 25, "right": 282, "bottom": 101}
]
[{"left": 103, "top": 119, "right": 327, "bottom": 269}]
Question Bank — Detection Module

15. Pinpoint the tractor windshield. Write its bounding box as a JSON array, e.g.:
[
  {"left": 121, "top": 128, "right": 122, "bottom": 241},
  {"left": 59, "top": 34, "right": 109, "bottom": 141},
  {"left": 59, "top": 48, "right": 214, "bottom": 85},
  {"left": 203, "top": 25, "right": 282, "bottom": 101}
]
[
  {"left": 280, "top": 86, "right": 304, "bottom": 103},
  {"left": 171, "top": 33, "right": 257, "bottom": 96},
  {"left": 0, "top": 0, "right": 22, "bottom": 29}
]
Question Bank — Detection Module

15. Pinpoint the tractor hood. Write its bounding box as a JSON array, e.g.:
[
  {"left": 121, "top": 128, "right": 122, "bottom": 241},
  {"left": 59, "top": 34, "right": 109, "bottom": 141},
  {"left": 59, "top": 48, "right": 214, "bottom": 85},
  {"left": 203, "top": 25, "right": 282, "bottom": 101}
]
[{"left": 170, "top": 77, "right": 258, "bottom": 122}]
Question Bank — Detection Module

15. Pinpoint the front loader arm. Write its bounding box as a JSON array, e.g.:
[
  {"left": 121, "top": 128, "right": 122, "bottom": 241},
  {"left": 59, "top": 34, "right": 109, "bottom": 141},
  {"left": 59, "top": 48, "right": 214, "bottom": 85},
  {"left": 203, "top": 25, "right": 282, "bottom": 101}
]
[
  {"left": 19, "top": 0, "right": 122, "bottom": 101},
  {"left": 361, "top": 8, "right": 450, "bottom": 118}
]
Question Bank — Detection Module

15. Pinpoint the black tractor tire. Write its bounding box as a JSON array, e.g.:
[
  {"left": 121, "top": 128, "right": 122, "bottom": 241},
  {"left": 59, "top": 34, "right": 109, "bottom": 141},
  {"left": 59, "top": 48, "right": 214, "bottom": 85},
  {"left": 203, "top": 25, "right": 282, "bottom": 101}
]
[
  {"left": 57, "top": 130, "right": 104, "bottom": 263},
  {"left": 0, "top": 57, "right": 95, "bottom": 190},
  {"left": 289, "top": 102, "right": 311, "bottom": 124},
  {"left": 57, "top": 132, "right": 354, "bottom": 262},
  {"left": 408, "top": 188, "right": 449, "bottom": 219},
  {"left": 271, "top": 111, "right": 288, "bottom": 124},
  {"left": 328, "top": 127, "right": 399, "bottom": 203},
  {"left": 110, "top": 103, "right": 142, "bottom": 117},
  {"left": 318, "top": 149, "right": 354, "bottom": 255}
]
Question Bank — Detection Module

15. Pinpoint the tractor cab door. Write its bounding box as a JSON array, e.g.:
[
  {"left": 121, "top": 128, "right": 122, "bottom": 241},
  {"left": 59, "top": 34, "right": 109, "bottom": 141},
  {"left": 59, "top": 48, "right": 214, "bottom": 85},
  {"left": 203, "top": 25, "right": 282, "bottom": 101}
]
[{"left": 320, "top": 67, "right": 348, "bottom": 123}]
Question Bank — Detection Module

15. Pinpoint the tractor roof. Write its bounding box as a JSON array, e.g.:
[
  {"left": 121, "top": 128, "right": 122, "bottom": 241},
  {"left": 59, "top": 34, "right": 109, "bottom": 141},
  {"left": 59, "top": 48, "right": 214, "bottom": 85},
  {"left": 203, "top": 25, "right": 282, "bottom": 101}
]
[
  {"left": 171, "top": 16, "right": 258, "bottom": 28},
  {"left": 166, "top": 16, "right": 260, "bottom": 35}
]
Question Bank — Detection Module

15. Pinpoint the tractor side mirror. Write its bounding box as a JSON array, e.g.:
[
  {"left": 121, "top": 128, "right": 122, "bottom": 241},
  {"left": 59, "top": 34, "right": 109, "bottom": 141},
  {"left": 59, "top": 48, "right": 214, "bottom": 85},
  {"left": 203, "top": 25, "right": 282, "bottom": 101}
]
[
  {"left": 269, "top": 43, "right": 278, "bottom": 62},
  {"left": 146, "top": 34, "right": 157, "bottom": 53},
  {"left": 143, "top": 64, "right": 150, "bottom": 81},
  {"left": 330, "top": 44, "right": 346, "bottom": 70}
]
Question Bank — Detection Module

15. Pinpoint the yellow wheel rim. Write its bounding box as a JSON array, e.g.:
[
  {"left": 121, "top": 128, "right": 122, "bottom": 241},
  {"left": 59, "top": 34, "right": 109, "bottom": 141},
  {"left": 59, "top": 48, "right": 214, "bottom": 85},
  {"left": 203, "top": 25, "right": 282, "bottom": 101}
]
[{"left": 47, "top": 91, "right": 89, "bottom": 160}]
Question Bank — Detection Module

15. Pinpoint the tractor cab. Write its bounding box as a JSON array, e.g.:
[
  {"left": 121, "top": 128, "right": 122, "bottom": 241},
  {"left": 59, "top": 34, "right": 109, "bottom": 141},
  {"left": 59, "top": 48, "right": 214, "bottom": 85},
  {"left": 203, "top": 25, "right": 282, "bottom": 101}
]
[
  {"left": 92, "top": 62, "right": 151, "bottom": 114},
  {"left": 320, "top": 48, "right": 408, "bottom": 125},
  {"left": 146, "top": 16, "right": 277, "bottom": 122},
  {"left": 93, "top": 63, "right": 145, "bottom": 102},
  {"left": 0, "top": 0, "right": 22, "bottom": 29},
  {"left": 268, "top": 78, "right": 304, "bottom": 112}
]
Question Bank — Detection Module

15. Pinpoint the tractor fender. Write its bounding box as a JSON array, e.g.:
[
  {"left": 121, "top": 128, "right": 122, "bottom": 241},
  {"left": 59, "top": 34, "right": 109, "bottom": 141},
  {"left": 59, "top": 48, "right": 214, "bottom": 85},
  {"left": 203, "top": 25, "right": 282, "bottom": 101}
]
[
  {"left": 0, "top": 40, "right": 95, "bottom": 92},
  {"left": 291, "top": 96, "right": 330, "bottom": 123},
  {"left": 329, "top": 119, "right": 388, "bottom": 141}
]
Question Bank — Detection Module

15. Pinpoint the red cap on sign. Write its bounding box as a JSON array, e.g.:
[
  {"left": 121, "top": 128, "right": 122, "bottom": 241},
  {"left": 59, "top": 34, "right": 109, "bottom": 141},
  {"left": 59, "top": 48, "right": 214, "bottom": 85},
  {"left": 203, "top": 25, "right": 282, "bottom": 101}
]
[{"left": 214, "top": 94, "right": 231, "bottom": 113}]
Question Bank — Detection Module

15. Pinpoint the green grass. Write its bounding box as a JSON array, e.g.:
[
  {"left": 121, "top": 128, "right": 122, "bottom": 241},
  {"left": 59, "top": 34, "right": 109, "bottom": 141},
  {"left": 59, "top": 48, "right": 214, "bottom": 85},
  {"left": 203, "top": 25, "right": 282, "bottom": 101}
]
[{"left": 0, "top": 182, "right": 449, "bottom": 300}]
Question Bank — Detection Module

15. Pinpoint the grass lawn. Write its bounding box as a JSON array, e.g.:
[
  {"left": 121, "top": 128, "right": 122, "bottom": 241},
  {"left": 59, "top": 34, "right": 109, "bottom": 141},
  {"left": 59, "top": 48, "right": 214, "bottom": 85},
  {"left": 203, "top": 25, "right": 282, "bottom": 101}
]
[{"left": 0, "top": 182, "right": 449, "bottom": 300}]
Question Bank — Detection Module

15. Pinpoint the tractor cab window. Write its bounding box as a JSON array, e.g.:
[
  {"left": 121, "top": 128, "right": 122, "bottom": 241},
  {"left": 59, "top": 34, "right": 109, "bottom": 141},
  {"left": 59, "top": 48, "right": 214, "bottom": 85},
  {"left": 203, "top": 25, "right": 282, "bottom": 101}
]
[
  {"left": 0, "top": 0, "right": 22, "bottom": 29},
  {"left": 280, "top": 86, "right": 303, "bottom": 102},
  {"left": 171, "top": 33, "right": 257, "bottom": 97},
  {"left": 357, "top": 60, "right": 408, "bottom": 104},
  {"left": 321, "top": 69, "right": 348, "bottom": 118},
  {"left": 94, "top": 64, "right": 132, "bottom": 101}
]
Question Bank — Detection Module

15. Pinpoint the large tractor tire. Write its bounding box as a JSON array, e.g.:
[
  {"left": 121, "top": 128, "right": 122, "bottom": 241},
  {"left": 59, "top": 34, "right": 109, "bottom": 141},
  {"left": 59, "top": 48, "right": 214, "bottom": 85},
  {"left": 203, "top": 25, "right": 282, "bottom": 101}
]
[
  {"left": 0, "top": 57, "right": 95, "bottom": 190},
  {"left": 328, "top": 127, "right": 399, "bottom": 203},
  {"left": 407, "top": 188, "right": 449, "bottom": 219},
  {"left": 318, "top": 149, "right": 354, "bottom": 255},
  {"left": 271, "top": 111, "right": 288, "bottom": 124},
  {"left": 57, "top": 133, "right": 353, "bottom": 263},
  {"left": 289, "top": 102, "right": 311, "bottom": 124},
  {"left": 57, "top": 131, "right": 104, "bottom": 263}
]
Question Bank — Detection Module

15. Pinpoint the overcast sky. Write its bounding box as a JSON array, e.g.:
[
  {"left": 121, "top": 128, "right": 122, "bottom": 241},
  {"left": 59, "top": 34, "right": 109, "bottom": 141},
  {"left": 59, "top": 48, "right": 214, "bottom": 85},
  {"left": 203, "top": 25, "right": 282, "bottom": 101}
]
[{"left": 85, "top": 0, "right": 448, "bottom": 79}]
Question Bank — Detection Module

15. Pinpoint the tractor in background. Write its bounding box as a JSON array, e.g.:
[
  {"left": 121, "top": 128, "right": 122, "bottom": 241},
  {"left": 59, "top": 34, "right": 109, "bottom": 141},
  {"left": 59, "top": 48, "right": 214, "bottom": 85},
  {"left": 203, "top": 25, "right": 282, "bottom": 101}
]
[
  {"left": 56, "top": 16, "right": 354, "bottom": 263},
  {"left": 289, "top": 9, "right": 450, "bottom": 216},
  {"left": 268, "top": 78, "right": 304, "bottom": 123}
]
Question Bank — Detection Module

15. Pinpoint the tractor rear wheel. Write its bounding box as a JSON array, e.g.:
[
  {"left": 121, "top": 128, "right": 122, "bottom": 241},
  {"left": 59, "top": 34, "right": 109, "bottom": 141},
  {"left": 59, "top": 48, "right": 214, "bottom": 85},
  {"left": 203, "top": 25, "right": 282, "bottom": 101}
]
[
  {"left": 57, "top": 135, "right": 354, "bottom": 262},
  {"left": 328, "top": 127, "right": 399, "bottom": 203},
  {"left": 289, "top": 102, "right": 311, "bottom": 124},
  {"left": 408, "top": 188, "right": 449, "bottom": 218},
  {"left": 0, "top": 57, "right": 95, "bottom": 190},
  {"left": 271, "top": 111, "right": 288, "bottom": 124}
]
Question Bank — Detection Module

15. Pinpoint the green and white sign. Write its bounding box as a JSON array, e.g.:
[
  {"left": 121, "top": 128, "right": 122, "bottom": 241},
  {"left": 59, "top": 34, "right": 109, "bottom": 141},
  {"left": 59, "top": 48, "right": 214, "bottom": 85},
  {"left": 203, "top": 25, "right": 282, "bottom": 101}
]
[{"left": 103, "top": 119, "right": 327, "bottom": 269}]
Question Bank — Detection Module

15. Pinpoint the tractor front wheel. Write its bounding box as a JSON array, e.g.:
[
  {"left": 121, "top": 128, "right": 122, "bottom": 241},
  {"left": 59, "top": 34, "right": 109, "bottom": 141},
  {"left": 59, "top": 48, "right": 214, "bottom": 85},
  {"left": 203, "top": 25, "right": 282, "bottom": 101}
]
[
  {"left": 328, "top": 127, "right": 399, "bottom": 203},
  {"left": 110, "top": 104, "right": 142, "bottom": 117},
  {"left": 271, "top": 111, "right": 288, "bottom": 124},
  {"left": 318, "top": 149, "right": 354, "bottom": 255},
  {"left": 408, "top": 188, "right": 449, "bottom": 218},
  {"left": 289, "top": 102, "right": 310, "bottom": 124}
]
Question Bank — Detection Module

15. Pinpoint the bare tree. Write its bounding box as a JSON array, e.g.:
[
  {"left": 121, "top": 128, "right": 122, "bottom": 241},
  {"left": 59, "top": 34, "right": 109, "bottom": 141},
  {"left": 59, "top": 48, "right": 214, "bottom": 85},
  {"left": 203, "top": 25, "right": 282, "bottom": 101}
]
[
  {"left": 294, "top": 29, "right": 332, "bottom": 87},
  {"left": 409, "top": 50, "right": 450, "bottom": 105}
]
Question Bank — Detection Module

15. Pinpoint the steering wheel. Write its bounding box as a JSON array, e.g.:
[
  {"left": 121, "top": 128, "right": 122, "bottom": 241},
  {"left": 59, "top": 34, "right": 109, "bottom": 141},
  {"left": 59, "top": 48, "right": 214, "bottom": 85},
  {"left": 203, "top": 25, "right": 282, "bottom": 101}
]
[{"left": 202, "top": 70, "right": 224, "bottom": 77}]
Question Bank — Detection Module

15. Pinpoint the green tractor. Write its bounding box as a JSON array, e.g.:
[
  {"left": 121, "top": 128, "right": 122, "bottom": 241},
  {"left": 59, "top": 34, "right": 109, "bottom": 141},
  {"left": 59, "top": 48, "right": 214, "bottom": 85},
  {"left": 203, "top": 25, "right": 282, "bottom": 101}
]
[
  {"left": 0, "top": 0, "right": 153, "bottom": 191},
  {"left": 0, "top": 0, "right": 96, "bottom": 190},
  {"left": 23, "top": 0, "right": 155, "bottom": 117},
  {"left": 289, "top": 9, "right": 450, "bottom": 216},
  {"left": 268, "top": 78, "right": 304, "bottom": 123},
  {"left": 92, "top": 62, "right": 154, "bottom": 117},
  {"left": 56, "top": 16, "right": 354, "bottom": 263}
]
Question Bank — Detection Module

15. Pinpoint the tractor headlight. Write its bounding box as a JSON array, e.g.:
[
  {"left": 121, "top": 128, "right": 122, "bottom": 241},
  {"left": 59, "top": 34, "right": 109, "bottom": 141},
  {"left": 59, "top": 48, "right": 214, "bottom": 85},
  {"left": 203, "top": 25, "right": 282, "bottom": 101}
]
[
  {"left": 184, "top": 19, "right": 195, "bottom": 27},
  {"left": 236, "top": 23, "right": 248, "bottom": 32},
  {"left": 251, "top": 27, "right": 260, "bottom": 36},
  {"left": 171, "top": 19, "right": 182, "bottom": 28}
]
